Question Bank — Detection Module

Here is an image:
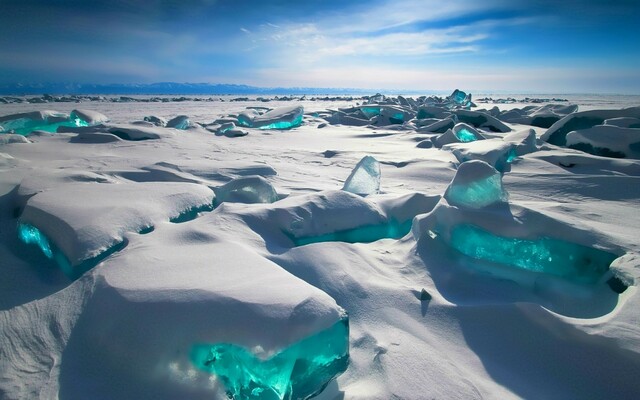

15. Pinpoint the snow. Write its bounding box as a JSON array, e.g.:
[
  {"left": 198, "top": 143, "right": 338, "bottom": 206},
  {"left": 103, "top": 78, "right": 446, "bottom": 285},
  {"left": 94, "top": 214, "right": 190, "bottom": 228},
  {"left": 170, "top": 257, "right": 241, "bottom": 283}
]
[{"left": 1, "top": 94, "right": 640, "bottom": 399}]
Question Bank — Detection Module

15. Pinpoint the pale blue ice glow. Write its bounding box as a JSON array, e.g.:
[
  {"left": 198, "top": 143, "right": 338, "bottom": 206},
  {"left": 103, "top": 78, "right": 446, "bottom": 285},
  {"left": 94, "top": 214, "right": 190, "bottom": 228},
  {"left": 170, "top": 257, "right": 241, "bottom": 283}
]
[
  {"left": 258, "top": 114, "right": 303, "bottom": 130},
  {"left": 360, "top": 107, "right": 381, "bottom": 119},
  {"left": 445, "top": 172, "right": 506, "bottom": 208},
  {"left": 342, "top": 155, "right": 381, "bottom": 196},
  {"left": 455, "top": 128, "right": 478, "bottom": 142}
]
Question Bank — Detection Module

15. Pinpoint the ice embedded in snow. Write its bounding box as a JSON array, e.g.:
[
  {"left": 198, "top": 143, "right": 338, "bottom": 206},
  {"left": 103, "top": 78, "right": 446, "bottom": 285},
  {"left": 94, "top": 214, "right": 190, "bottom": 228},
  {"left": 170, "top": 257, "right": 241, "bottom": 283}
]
[
  {"left": 452, "top": 123, "right": 484, "bottom": 142},
  {"left": 239, "top": 106, "right": 305, "bottom": 130},
  {"left": 143, "top": 115, "right": 167, "bottom": 126},
  {"left": 444, "top": 139, "right": 517, "bottom": 172},
  {"left": 166, "top": 115, "right": 191, "bottom": 130},
  {"left": 448, "top": 89, "right": 472, "bottom": 108},
  {"left": 16, "top": 181, "right": 215, "bottom": 277},
  {"left": 61, "top": 233, "right": 347, "bottom": 399},
  {"left": 454, "top": 109, "right": 511, "bottom": 133},
  {"left": 502, "top": 128, "right": 538, "bottom": 156},
  {"left": 70, "top": 109, "right": 109, "bottom": 126},
  {"left": 342, "top": 155, "right": 381, "bottom": 196},
  {"left": 431, "top": 124, "right": 486, "bottom": 148},
  {"left": 449, "top": 223, "right": 617, "bottom": 284},
  {"left": 444, "top": 160, "right": 507, "bottom": 209},
  {"left": 214, "top": 176, "right": 279, "bottom": 205},
  {"left": 0, "top": 109, "right": 108, "bottom": 135},
  {"left": 192, "top": 316, "right": 348, "bottom": 400}
]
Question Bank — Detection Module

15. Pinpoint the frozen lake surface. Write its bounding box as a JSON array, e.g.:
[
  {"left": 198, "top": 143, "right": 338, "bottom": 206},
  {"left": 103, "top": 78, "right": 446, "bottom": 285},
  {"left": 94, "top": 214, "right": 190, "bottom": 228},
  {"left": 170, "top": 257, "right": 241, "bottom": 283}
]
[{"left": 1, "top": 93, "right": 640, "bottom": 399}]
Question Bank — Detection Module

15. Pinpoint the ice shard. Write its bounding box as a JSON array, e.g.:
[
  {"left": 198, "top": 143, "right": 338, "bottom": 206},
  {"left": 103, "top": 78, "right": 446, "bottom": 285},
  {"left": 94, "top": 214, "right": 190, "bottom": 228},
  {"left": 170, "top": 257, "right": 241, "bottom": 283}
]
[
  {"left": 342, "top": 155, "right": 381, "bottom": 196},
  {"left": 449, "top": 224, "right": 617, "bottom": 284},
  {"left": 252, "top": 106, "right": 305, "bottom": 130},
  {"left": 214, "top": 176, "right": 279, "bottom": 205},
  {"left": 444, "top": 160, "right": 507, "bottom": 209},
  {"left": 191, "top": 316, "right": 349, "bottom": 400},
  {"left": 166, "top": 115, "right": 191, "bottom": 130},
  {"left": 0, "top": 110, "right": 79, "bottom": 135},
  {"left": 448, "top": 89, "right": 472, "bottom": 108},
  {"left": 452, "top": 123, "right": 483, "bottom": 142}
]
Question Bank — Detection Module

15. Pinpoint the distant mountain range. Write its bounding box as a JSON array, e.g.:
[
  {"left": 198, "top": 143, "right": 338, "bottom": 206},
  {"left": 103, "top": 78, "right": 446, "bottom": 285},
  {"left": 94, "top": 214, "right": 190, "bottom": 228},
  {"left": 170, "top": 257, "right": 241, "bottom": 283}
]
[{"left": 0, "top": 82, "right": 377, "bottom": 96}]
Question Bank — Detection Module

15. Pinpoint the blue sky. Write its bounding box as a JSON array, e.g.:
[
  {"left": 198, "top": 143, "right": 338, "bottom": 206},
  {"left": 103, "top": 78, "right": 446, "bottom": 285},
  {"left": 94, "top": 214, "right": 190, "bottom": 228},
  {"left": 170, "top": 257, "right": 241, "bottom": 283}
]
[{"left": 1, "top": 0, "right": 639, "bottom": 93}]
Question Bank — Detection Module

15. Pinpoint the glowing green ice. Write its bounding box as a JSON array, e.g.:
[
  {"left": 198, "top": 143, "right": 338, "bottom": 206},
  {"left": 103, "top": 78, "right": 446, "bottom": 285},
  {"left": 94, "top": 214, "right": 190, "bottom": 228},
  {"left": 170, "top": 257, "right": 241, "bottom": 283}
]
[
  {"left": 360, "top": 107, "right": 381, "bottom": 119},
  {"left": 18, "top": 223, "right": 53, "bottom": 258},
  {"left": 445, "top": 172, "right": 506, "bottom": 209},
  {"left": 258, "top": 114, "right": 304, "bottom": 130},
  {"left": 449, "top": 224, "right": 617, "bottom": 284},
  {"left": 454, "top": 128, "right": 478, "bottom": 142},
  {"left": 292, "top": 220, "right": 412, "bottom": 246},
  {"left": 191, "top": 316, "right": 349, "bottom": 400},
  {"left": 17, "top": 221, "right": 127, "bottom": 280},
  {"left": 1, "top": 112, "right": 89, "bottom": 135}
]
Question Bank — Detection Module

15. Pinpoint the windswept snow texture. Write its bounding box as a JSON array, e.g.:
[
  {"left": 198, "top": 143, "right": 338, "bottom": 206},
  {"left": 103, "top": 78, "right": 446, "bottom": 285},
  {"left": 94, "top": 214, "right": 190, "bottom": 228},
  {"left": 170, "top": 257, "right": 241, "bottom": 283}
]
[{"left": 1, "top": 93, "right": 640, "bottom": 400}]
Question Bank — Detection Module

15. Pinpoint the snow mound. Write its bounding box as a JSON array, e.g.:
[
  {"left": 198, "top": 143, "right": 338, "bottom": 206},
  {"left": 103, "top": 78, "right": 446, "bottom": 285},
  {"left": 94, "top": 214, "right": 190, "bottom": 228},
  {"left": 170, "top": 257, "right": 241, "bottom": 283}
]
[
  {"left": 496, "top": 104, "right": 577, "bottom": 128},
  {"left": 453, "top": 109, "right": 511, "bottom": 132},
  {"left": 0, "top": 134, "right": 30, "bottom": 144},
  {"left": 444, "top": 139, "right": 517, "bottom": 172},
  {"left": 566, "top": 125, "right": 640, "bottom": 159},
  {"left": 17, "top": 181, "right": 215, "bottom": 275},
  {"left": 542, "top": 106, "right": 640, "bottom": 146},
  {"left": 59, "top": 123, "right": 167, "bottom": 140},
  {"left": 502, "top": 128, "right": 538, "bottom": 156}
]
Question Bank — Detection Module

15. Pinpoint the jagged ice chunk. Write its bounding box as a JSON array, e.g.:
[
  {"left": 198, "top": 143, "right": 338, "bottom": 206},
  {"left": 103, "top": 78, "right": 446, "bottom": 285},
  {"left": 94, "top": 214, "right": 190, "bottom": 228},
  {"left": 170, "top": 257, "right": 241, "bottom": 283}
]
[{"left": 342, "top": 155, "right": 381, "bottom": 196}]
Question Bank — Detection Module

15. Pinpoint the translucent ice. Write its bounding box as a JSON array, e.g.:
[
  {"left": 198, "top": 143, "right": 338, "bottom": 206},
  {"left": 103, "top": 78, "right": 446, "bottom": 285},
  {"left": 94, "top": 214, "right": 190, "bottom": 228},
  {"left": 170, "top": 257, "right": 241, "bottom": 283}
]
[
  {"left": 452, "top": 123, "right": 482, "bottom": 142},
  {"left": 360, "top": 106, "right": 382, "bottom": 119},
  {"left": 292, "top": 219, "right": 412, "bottom": 246},
  {"left": 449, "top": 224, "right": 617, "bottom": 284},
  {"left": 17, "top": 223, "right": 53, "bottom": 258},
  {"left": 448, "top": 89, "right": 472, "bottom": 107},
  {"left": 166, "top": 115, "right": 191, "bottom": 130},
  {"left": 252, "top": 106, "right": 304, "bottom": 130},
  {"left": 342, "top": 156, "right": 381, "bottom": 196},
  {"left": 0, "top": 110, "right": 80, "bottom": 135},
  {"left": 214, "top": 176, "right": 278, "bottom": 205},
  {"left": 444, "top": 160, "right": 507, "bottom": 208},
  {"left": 191, "top": 316, "right": 349, "bottom": 400}
]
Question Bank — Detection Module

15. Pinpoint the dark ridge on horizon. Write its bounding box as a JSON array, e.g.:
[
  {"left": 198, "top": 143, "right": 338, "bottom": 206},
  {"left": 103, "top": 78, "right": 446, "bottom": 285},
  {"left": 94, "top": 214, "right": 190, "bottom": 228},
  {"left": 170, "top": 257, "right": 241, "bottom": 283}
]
[{"left": 0, "top": 82, "right": 384, "bottom": 96}]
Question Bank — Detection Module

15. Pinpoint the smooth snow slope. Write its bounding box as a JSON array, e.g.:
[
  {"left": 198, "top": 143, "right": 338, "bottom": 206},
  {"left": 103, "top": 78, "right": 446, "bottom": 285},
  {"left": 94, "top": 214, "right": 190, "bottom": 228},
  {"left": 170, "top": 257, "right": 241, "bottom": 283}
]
[{"left": 1, "top": 97, "right": 640, "bottom": 400}]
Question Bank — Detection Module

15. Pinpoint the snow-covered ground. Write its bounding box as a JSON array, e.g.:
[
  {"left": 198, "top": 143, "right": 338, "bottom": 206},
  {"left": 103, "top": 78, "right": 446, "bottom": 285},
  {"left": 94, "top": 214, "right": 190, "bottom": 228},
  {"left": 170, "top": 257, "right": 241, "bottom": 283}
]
[{"left": 1, "top": 94, "right": 640, "bottom": 399}]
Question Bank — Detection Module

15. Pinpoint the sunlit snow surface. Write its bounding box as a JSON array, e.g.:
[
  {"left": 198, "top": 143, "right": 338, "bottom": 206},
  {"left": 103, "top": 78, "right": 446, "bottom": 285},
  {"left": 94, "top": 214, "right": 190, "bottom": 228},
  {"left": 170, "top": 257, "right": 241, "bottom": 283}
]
[{"left": 1, "top": 93, "right": 640, "bottom": 400}]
